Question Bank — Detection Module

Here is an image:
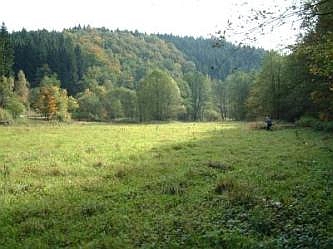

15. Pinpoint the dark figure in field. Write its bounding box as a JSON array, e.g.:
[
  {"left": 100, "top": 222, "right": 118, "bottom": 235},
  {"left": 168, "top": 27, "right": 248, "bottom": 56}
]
[{"left": 265, "top": 115, "right": 272, "bottom": 130}]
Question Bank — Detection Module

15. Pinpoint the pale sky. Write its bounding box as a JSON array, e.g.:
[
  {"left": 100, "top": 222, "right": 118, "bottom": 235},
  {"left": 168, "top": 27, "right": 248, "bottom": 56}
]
[{"left": 1, "top": 0, "right": 302, "bottom": 50}]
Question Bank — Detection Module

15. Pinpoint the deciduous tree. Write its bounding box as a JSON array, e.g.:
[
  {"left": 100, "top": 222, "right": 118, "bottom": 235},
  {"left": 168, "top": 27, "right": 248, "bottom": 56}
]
[
  {"left": 14, "top": 70, "right": 29, "bottom": 106},
  {"left": 184, "top": 72, "right": 211, "bottom": 121},
  {"left": 137, "top": 70, "right": 181, "bottom": 121}
]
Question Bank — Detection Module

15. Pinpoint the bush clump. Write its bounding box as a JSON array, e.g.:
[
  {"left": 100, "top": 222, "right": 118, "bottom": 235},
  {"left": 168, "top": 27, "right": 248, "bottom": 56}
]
[
  {"left": 296, "top": 116, "right": 333, "bottom": 132},
  {"left": 0, "top": 108, "right": 13, "bottom": 124}
]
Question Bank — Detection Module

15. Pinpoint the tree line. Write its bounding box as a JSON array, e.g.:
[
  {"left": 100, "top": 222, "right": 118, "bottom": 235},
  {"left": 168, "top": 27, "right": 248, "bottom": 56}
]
[
  {"left": 247, "top": 0, "right": 333, "bottom": 129},
  {"left": 0, "top": 0, "right": 332, "bottom": 127},
  {"left": 0, "top": 24, "right": 264, "bottom": 122}
]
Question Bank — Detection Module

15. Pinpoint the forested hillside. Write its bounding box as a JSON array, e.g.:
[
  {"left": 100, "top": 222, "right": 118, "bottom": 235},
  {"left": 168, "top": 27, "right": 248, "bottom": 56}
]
[
  {"left": 0, "top": 0, "right": 332, "bottom": 127},
  {"left": 11, "top": 28, "right": 187, "bottom": 96},
  {"left": 158, "top": 34, "right": 266, "bottom": 80},
  {"left": 0, "top": 25, "right": 265, "bottom": 122}
]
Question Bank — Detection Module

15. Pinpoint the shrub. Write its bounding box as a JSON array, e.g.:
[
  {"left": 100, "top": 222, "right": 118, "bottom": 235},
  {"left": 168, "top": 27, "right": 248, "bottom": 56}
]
[
  {"left": 295, "top": 116, "right": 317, "bottom": 127},
  {"left": 296, "top": 116, "right": 333, "bottom": 132},
  {"left": 55, "top": 110, "right": 71, "bottom": 122},
  {"left": 0, "top": 108, "right": 13, "bottom": 123},
  {"left": 205, "top": 109, "right": 220, "bottom": 121},
  {"left": 323, "top": 121, "right": 333, "bottom": 132},
  {"left": 6, "top": 97, "right": 25, "bottom": 118}
]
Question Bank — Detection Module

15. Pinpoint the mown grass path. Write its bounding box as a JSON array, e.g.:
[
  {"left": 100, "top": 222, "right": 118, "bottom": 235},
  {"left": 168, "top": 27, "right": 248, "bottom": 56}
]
[{"left": 0, "top": 122, "right": 332, "bottom": 248}]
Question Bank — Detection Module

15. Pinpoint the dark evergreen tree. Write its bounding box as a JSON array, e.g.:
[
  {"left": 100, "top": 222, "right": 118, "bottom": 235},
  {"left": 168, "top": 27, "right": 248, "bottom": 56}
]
[
  {"left": 11, "top": 30, "right": 82, "bottom": 95},
  {"left": 0, "top": 23, "right": 14, "bottom": 77}
]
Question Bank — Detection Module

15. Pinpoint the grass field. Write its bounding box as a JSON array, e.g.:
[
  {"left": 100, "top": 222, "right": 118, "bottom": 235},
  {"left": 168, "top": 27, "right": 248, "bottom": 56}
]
[{"left": 0, "top": 122, "right": 332, "bottom": 248}]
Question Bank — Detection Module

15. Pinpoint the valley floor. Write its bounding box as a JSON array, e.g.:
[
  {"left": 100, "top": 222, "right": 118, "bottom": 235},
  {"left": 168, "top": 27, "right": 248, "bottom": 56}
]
[{"left": 0, "top": 122, "right": 332, "bottom": 248}]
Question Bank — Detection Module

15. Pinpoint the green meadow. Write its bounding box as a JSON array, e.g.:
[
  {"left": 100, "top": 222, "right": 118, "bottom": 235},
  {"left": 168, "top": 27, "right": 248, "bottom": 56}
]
[{"left": 0, "top": 122, "right": 332, "bottom": 248}]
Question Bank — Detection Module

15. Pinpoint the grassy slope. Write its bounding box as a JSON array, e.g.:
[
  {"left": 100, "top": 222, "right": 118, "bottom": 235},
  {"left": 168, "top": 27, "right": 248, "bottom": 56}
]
[{"left": 0, "top": 122, "right": 332, "bottom": 248}]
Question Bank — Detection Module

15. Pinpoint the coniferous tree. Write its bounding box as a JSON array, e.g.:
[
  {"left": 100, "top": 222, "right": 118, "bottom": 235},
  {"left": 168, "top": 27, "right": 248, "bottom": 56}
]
[
  {"left": 0, "top": 23, "right": 14, "bottom": 77},
  {"left": 0, "top": 75, "right": 13, "bottom": 107}
]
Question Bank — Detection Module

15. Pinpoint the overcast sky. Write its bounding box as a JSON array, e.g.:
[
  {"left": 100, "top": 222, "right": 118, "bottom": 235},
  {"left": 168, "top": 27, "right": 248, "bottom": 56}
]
[{"left": 1, "top": 0, "right": 301, "bottom": 50}]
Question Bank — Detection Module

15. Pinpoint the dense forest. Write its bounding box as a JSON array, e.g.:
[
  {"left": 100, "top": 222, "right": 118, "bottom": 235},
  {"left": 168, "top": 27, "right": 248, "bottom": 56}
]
[
  {"left": 0, "top": 0, "right": 332, "bottom": 128},
  {"left": 0, "top": 24, "right": 265, "bottom": 122},
  {"left": 158, "top": 34, "right": 265, "bottom": 80}
]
